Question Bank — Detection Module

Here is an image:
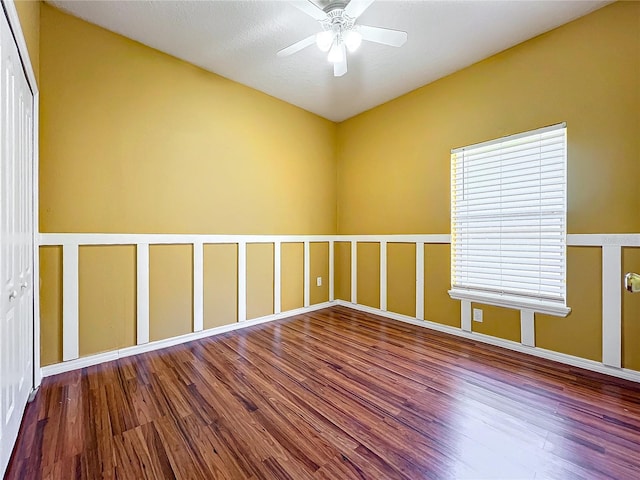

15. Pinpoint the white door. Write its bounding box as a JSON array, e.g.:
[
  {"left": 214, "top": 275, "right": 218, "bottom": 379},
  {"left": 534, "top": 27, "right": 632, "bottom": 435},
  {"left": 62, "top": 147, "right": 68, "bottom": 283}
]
[{"left": 0, "top": 9, "right": 34, "bottom": 478}]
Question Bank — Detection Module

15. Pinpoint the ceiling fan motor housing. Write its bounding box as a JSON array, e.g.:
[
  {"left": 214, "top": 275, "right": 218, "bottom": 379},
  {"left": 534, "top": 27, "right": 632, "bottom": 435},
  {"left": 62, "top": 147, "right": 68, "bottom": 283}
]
[
  {"left": 323, "top": 1, "right": 349, "bottom": 13},
  {"left": 321, "top": 8, "right": 357, "bottom": 38}
]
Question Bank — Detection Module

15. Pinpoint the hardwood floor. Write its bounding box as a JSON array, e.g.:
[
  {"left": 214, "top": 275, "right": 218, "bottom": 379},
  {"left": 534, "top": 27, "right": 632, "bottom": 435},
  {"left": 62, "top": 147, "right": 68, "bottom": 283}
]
[{"left": 6, "top": 306, "right": 640, "bottom": 479}]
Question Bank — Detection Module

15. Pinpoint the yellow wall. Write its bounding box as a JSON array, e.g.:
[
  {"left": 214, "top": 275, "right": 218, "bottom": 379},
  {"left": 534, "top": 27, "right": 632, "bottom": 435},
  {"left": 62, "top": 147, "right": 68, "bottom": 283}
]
[
  {"left": 38, "top": 4, "right": 337, "bottom": 363},
  {"left": 281, "top": 243, "right": 304, "bottom": 312},
  {"left": 39, "top": 247, "right": 61, "bottom": 365},
  {"left": 14, "top": 0, "right": 39, "bottom": 83},
  {"left": 148, "top": 245, "right": 193, "bottom": 342},
  {"left": 37, "top": 2, "right": 640, "bottom": 369},
  {"left": 203, "top": 244, "right": 238, "bottom": 329},
  {"left": 39, "top": 5, "right": 337, "bottom": 235},
  {"left": 338, "top": 2, "right": 639, "bottom": 235},
  {"left": 334, "top": 242, "right": 351, "bottom": 301},
  {"left": 472, "top": 304, "right": 521, "bottom": 343},
  {"left": 246, "top": 244, "right": 274, "bottom": 320},
  {"left": 357, "top": 243, "right": 380, "bottom": 309},
  {"left": 424, "top": 244, "right": 459, "bottom": 328},
  {"left": 79, "top": 246, "right": 136, "bottom": 355},
  {"left": 623, "top": 248, "right": 640, "bottom": 370},
  {"left": 387, "top": 243, "right": 415, "bottom": 317},
  {"left": 336, "top": 2, "right": 639, "bottom": 362},
  {"left": 309, "top": 242, "right": 329, "bottom": 305},
  {"left": 536, "top": 247, "right": 602, "bottom": 361}
]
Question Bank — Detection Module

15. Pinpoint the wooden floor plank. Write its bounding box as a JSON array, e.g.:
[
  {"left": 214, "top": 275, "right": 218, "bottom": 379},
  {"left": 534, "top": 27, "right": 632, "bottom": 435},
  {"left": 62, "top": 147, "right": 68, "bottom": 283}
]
[{"left": 6, "top": 306, "right": 640, "bottom": 479}]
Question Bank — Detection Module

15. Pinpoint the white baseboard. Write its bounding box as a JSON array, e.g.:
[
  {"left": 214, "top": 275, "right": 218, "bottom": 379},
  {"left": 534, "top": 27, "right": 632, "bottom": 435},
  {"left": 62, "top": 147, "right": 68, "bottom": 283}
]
[
  {"left": 42, "top": 299, "right": 640, "bottom": 384},
  {"left": 41, "top": 301, "right": 336, "bottom": 377},
  {"left": 335, "top": 300, "right": 640, "bottom": 384}
]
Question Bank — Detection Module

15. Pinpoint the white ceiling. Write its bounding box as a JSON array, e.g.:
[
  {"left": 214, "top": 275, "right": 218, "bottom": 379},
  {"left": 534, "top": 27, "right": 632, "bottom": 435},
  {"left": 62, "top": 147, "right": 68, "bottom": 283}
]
[{"left": 49, "top": 0, "right": 610, "bottom": 122}]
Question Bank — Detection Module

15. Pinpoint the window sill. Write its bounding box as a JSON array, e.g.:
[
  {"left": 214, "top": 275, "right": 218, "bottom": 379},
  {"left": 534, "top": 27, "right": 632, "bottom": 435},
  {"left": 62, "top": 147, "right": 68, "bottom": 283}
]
[{"left": 448, "top": 289, "right": 571, "bottom": 317}]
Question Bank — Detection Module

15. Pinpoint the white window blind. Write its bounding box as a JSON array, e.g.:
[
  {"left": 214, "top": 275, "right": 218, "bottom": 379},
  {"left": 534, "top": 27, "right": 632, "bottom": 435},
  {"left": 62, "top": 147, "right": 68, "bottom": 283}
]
[{"left": 449, "top": 123, "right": 568, "bottom": 314}]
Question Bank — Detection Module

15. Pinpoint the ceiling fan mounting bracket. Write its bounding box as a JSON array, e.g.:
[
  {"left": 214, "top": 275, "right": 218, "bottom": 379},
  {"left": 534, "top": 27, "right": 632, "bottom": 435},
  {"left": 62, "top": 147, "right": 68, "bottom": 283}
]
[
  {"left": 320, "top": 9, "right": 355, "bottom": 33},
  {"left": 322, "top": 2, "right": 349, "bottom": 14}
]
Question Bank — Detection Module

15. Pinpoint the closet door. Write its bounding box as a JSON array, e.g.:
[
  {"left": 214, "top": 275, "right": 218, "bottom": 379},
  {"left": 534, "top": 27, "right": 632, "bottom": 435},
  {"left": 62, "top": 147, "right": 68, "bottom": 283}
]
[{"left": 0, "top": 9, "right": 34, "bottom": 477}]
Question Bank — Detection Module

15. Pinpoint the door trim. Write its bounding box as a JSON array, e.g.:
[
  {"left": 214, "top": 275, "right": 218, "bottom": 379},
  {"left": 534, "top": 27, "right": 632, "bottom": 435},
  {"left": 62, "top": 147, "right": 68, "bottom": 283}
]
[{"left": 1, "top": 0, "right": 40, "bottom": 388}]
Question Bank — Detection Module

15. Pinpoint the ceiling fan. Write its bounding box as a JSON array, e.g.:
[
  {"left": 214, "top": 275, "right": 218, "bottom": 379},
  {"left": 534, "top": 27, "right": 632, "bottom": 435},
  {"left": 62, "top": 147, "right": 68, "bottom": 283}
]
[{"left": 277, "top": 0, "right": 408, "bottom": 77}]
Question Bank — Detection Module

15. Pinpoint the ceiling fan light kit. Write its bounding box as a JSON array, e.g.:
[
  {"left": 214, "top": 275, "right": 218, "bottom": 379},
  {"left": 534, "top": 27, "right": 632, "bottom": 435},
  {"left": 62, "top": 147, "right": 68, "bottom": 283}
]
[
  {"left": 278, "top": 0, "right": 408, "bottom": 77},
  {"left": 343, "top": 30, "right": 363, "bottom": 52},
  {"left": 316, "top": 30, "right": 334, "bottom": 52},
  {"left": 328, "top": 41, "right": 346, "bottom": 63}
]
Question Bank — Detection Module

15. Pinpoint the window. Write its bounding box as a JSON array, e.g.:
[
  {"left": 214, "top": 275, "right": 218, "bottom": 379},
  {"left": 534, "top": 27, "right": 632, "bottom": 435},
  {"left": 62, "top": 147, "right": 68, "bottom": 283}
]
[{"left": 449, "top": 123, "right": 570, "bottom": 316}]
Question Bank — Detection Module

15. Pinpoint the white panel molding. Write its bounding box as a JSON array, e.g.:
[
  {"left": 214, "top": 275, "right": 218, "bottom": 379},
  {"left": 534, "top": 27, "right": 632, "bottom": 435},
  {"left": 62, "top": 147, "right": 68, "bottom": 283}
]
[
  {"left": 32, "top": 116, "right": 40, "bottom": 386},
  {"left": 335, "top": 301, "right": 640, "bottom": 384},
  {"left": 41, "top": 301, "right": 337, "bottom": 377},
  {"left": 568, "top": 234, "right": 640, "bottom": 247},
  {"left": 379, "top": 241, "right": 387, "bottom": 311},
  {"left": 42, "top": 351, "right": 119, "bottom": 377},
  {"left": 30, "top": 95, "right": 41, "bottom": 388},
  {"left": 136, "top": 244, "right": 150, "bottom": 345},
  {"left": 416, "top": 242, "right": 425, "bottom": 321},
  {"left": 521, "top": 309, "right": 535, "bottom": 347},
  {"left": 193, "top": 241, "right": 204, "bottom": 332},
  {"left": 329, "top": 240, "right": 334, "bottom": 301},
  {"left": 39, "top": 233, "right": 640, "bottom": 247},
  {"left": 339, "top": 234, "right": 451, "bottom": 243},
  {"left": 39, "top": 233, "right": 338, "bottom": 246},
  {"left": 351, "top": 241, "right": 357, "bottom": 304},
  {"left": 303, "top": 241, "right": 310, "bottom": 308},
  {"left": 237, "top": 241, "right": 246, "bottom": 322},
  {"left": 38, "top": 232, "right": 640, "bottom": 383},
  {"left": 274, "top": 241, "right": 281, "bottom": 314},
  {"left": 602, "top": 245, "right": 622, "bottom": 368},
  {"left": 62, "top": 244, "right": 79, "bottom": 361},
  {"left": 39, "top": 233, "right": 455, "bottom": 247},
  {"left": 461, "top": 299, "right": 471, "bottom": 332}
]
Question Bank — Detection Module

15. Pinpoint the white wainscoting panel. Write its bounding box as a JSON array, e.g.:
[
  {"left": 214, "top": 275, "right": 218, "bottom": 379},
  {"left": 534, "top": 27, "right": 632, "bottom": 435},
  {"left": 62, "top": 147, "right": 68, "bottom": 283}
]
[
  {"left": 304, "top": 241, "right": 310, "bottom": 308},
  {"left": 461, "top": 299, "right": 472, "bottom": 333},
  {"left": 193, "top": 241, "right": 204, "bottom": 332},
  {"left": 329, "top": 241, "right": 335, "bottom": 301},
  {"left": 602, "top": 245, "right": 622, "bottom": 368},
  {"left": 136, "top": 243, "right": 150, "bottom": 345},
  {"left": 380, "top": 241, "right": 387, "bottom": 311},
  {"left": 520, "top": 309, "right": 535, "bottom": 347},
  {"left": 416, "top": 242, "right": 425, "bottom": 321},
  {"left": 351, "top": 241, "right": 357, "bottom": 304},
  {"left": 62, "top": 244, "right": 79, "bottom": 361},
  {"left": 274, "top": 241, "right": 281, "bottom": 314},
  {"left": 237, "top": 241, "right": 246, "bottom": 322}
]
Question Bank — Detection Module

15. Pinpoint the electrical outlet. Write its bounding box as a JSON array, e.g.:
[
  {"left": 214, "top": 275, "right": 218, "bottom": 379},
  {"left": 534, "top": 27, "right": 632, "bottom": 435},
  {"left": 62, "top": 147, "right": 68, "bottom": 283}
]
[
  {"left": 473, "top": 308, "right": 483, "bottom": 322},
  {"left": 316, "top": 276, "right": 322, "bottom": 287}
]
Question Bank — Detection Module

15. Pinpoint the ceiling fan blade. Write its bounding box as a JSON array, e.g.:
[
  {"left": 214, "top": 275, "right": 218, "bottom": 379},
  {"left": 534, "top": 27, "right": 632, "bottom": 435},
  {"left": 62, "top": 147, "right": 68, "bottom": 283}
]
[
  {"left": 344, "top": 0, "right": 375, "bottom": 19},
  {"left": 291, "top": 0, "right": 328, "bottom": 21},
  {"left": 333, "top": 44, "right": 347, "bottom": 77},
  {"left": 277, "top": 35, "right": 316, "bottom": 57},
  {"left": 359, "top": 25, "right": 407, "bottom": 47}
]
